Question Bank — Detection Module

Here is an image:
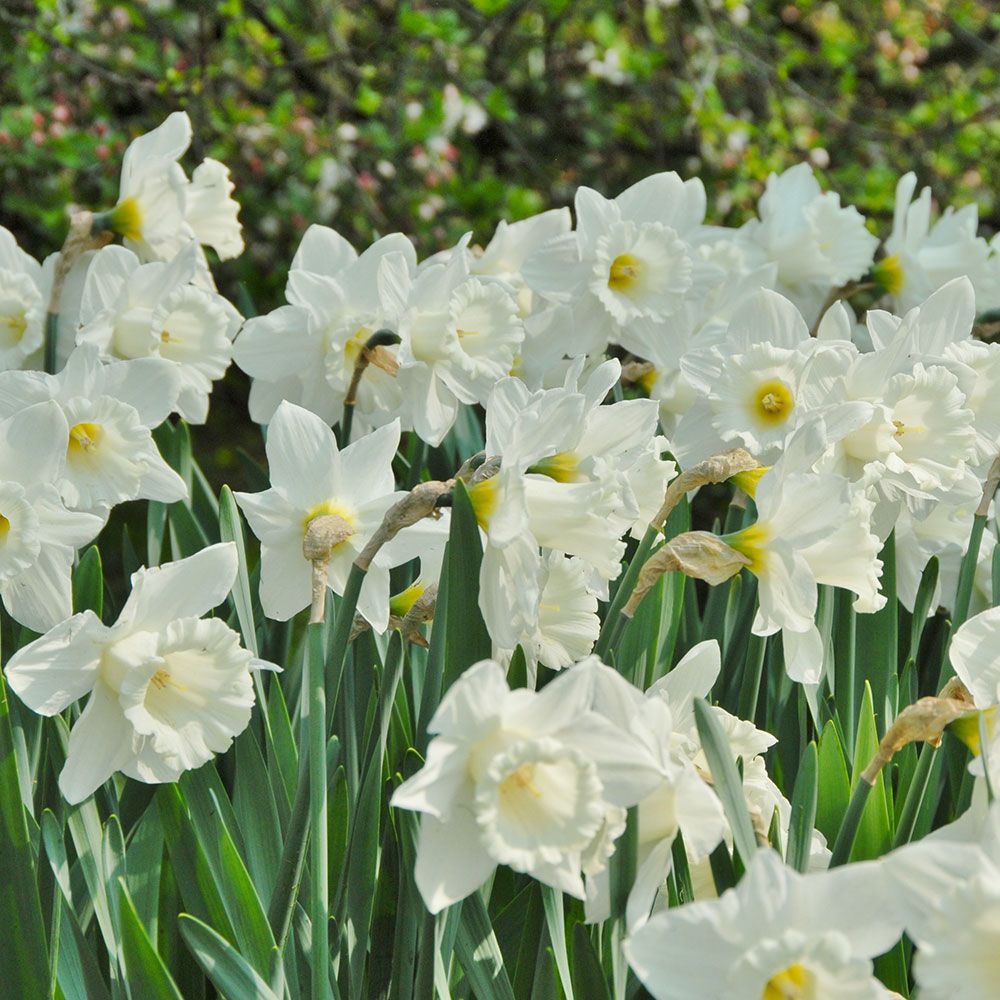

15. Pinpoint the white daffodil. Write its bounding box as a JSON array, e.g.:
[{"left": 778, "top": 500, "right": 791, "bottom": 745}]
[
  {"left": 390, "top": 657, "right": 662, "bottom": 912},
  {"left": 895, "top": 499, "right": 994, "bottom": 618},
  {"left": 576, "top": 654, "right": 726, "bottom": 929},
  {"left": 0, "top": 401, "right": 103, "bottom": 632},
  {"left": 647, "top": 640, "right": 829, "bottom": 889},
  {"left": 674, "top": 288, "right": 856, "bottom": 466},
  {"left": 883, "top": 172, "right": 1000, "bottom": 312},
  {"left": 495, "top": 551, "right": 600, "bottom": 678},
  {"left": 471, "top": 208, "right": 571, "bottom": 314},
  {"left": 107, "top": 111, "right": 243, "bottom": 262},
  {"left": 0, "top": 344, "right": 185, "bottom": 514},
  {"left": 233, "top": 226, "right": 410, "bottom": 428},
  {"left": 4, "top": 543, "right": 270, "bottom": 804},
  {"left": 77, "top": 242, "right": 241, "bottom": 423},
  {"left": 233, "top": 401, "right": 409, "bottom": 630},
  {"left": 523, "top": 173, "right": 715, "bottom": 355},
  {"left": 379, "top": 250, "right": 524, "bottom": 445},
  {"left": 739, "top": 163, "right": 878, "bottom": 325},
  {"left": 0, "top": 226, "right": 47, "bottom": 371},
  {"left": 724, "top": 423, "right": 884, "bottom": 683},
  {"left": 625, "top": 849, "right": 903, "bottom": 1000}
]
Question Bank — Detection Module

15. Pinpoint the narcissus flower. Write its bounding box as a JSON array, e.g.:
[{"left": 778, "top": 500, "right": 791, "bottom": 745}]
[
  {"left": 0, "top": 345, "right": 186, "bottom": 514},
  {"left": 0, "top": 226, "right": 47, "bottom": 371},
  {"left": 391, "top": 657, "right": 662, "bottom": 912},
  {"left": 4, "top": 543, "right": 271, "bottom": 803},
  {"left": 739, "top": 163, "right": 878, "bottom": 325},
  {"left": 234, "top": 401, "right": 409, "bottom": 629},
  {"left": 108, "top": 112, "right": 243, "bottom": 263},
  {"left": 77, "top": 242, "right": 241, "bottom": 423},
  {"left": 233, "top": 226, "right": 411, "bottom": 428},
  {"left": 885, "top": 172, "right": 1000, "bottom": 313},
  {"left": 0, "top": 401, "right": 103, "bottom": 631},
  {"left": 625, "top": 849, "right": 903, "bottom": 1000}
]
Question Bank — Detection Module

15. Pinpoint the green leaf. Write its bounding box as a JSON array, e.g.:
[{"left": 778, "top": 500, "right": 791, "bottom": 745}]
[
  {"left": 855, "top": 533, "right": 897, "bottom": 735},
  {"left": 570, "top": 923, "right": 611, "bottom": 1000},
  {"left": 454, "top": 891, "right": 517, "bottom": 1000},
  {"left": 442, "top": 479, "right": 491, "bottom": 690},
  {"left": 815, "top": 721, "right": 851, "bottom": 844},
  {"left": 71, "top": 545, "right": 103, "bottom": 617},
  {"left": 179, "top": 914, "right": 280, "bottom": 1000},
  {"left": 0, "top": 683, "right": 50, "bottom": 1000},
  {"left": 116, "top": 881, "right": 185, "bottom": 1000},
  {"left": 693, "top": 698, "right": 758, "bottom": 864},
  {"left": 786, "top": 741, "right": 818, "bottom": 872},
  {"left": 848, "top": 683, "right": 893, "bottom": 862}
]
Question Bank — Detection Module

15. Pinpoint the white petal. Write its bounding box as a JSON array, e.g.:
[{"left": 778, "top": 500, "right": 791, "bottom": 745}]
[
  {"left": 0, "top": 400, "right": 68, "bottom": 487},
  {"left": 4, "top": 610, "right": 106, "bottom": 714},
  {"left": 232, "top": 306, "right": 320, "bottom": 380},
  {"left": 950, "top": 606, "right": 1000, "bottom": 708},
  {"left": 1, "top": 545, "right": 75, "bottom": 632},
  {"left": 103, "top": 357, "right": 183, "bottom": 427},
  {"left": 413, "top": 807, "right": 496, "bottom": 914},
  {"left": 265, "top": 401, "right": 340, "bottom": 508},
  {"left": 59, "top": 681, "right": 134, "bottom": 805},
  {"left": 118, "top": 542, "right": 238, "bottom": 632}
]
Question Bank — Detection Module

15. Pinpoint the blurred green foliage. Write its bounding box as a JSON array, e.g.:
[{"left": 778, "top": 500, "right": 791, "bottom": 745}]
[
  {"left": 2, "top": 0, "right": 1000, "bottom": 479},
  {"left": 4, "top": 0, "right": 1000, "bottom": 286}
]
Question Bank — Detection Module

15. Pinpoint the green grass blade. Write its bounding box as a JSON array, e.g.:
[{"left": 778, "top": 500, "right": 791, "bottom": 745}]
[
  {"left": 786, "top": 741, "right": 818, "bottom": 872},
  {"left": 179, "top": 914, "right": 280, "bottom": 1000},
  {"left": 116, "top": 880, "right": 185, "bottom": 1000}
]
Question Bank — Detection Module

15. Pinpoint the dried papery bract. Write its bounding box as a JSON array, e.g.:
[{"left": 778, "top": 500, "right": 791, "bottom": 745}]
[
  {"left": 350, "top": 583, "right": 438, "bottom": 646},
  {"left": 303, "top": 513, "right": 355, "bottom": 624},
  {"left": 622, "top": 530, "right": 750, "bottom": 618},
  {"left": 356, "top": 478, "right": 454, "bottom": 571},
  {"left": 45, "top": 211, "right": 113, "bottom": 373},
  {"left": 652, "top": 448, "right": 758, "bottom": 532},
  {"left": 619, "top": 359, "right": 655, "bottom": 385},
  {"left": 977, "top": 454, "right": 1000, "bottom": 518},
  {"left": 860, "top": 677, "right": 977, "bottom": 786}
]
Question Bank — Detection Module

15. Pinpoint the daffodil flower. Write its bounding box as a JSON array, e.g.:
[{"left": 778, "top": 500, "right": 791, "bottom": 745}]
[
  {"left": 4, "top": 543, "right": 272, "bottom": 803},
  {"left": 625, "top": 849, "right": 904, "bottom": 1000},
  {"left": 0, "top": 226, "right": 47, "bottom": 371},
  {"left": 234, "top": 401, "right": 415, "bottom": 629},
  {"left": 390, "top": 657, "right": 663, "bottom": 912},
  {"left": 0, "top": 400, "right": 103, "bottom": 631},
  {"left": 0, "top": 344, "right": 186, "bottom": 514}
]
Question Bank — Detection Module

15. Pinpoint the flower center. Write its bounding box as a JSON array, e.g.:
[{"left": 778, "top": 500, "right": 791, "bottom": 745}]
[
  {"left": 608, "top": 253, "right": 641, "bottom": 292},
  {"left": 873, "top": 254, "right": 905, "bottom": 295},
  {"left": 301, "top": 500, "right": 356, "bottom": 539},
  {"left": 0, "top": 312, "right": 27, "bottom": 348},
  {"left": 109, "top": 196, "right": 143, "bottom": 242},
  {"left": 68, "top": 422, "right": 103, "bottom": 457},
  {"left": 150, "top": 668, "right": 171, "bottom": 691},
  {"left": 0, "top": 514, "right": 9, "bottom": 541},
  {"left": 500, "top": 763, "right": 543, "bottom": 799},
  {"left": 762, "top": 962, "right": 813, "bottom": 1000},
  {"left": 753, "top": 380, "right": 794, "bottom": 426}
]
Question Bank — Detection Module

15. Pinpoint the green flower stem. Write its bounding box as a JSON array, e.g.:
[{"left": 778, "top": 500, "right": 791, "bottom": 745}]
[
  {"left": 306, "top": 621, "right": 331, "bottom": 1000},
  {"left": 829, "top": 776, "right": 873, "bottom": 867},
  {"left": 892, "top": 745, "right": 938, "bottom": 849},
  {"left": 44, "top": 311, "right": 59, "bottom": 375},
  {"left": 595, "top": 525, "right": 658, "bottom": 660}
]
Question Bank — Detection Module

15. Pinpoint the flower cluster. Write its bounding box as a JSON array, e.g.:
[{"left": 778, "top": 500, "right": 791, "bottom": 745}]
[{"left": 7, "top": 111, "right": 1000, "bottom": 997}]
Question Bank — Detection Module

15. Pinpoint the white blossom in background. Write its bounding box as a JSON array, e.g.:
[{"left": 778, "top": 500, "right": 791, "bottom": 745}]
[
  {"left": 76, "top": 242, "right": 241, "bottom": 423},
  {"left": 108, "top": 111, "right": 243, "bottom": 263},
  {"left": 379, "top": 250, "right": 524, "bottom": 445},
  {"left": 4, "top": 544, "right": 273, "bottom": 804},
  {"left": 739, "top": 163, "right": 879, "bottom": 325},
  {"left": 233, "top": 226, "right": 411, "bottom": 428},
  {"left": 390, "top": 657, "right": 662, "bottom": 912},
  {"left": 674, "top": 288, "right": 856, "bottom": 467},
  {"left": 0, "top": 401, "right": 103, "bottom": 632},
  {"left": 0, "top": 226, "right": 48, "bottom": 371},
  {"left": 523, "top": 172, "right": 715, "bottom": 357},
  {"left": 625, "top": 849, "right": 903, "bottom": 1000},
  {"left": 0, "top": 344, "right": 185, "bottom": 514},
  {"left": 883, "top": 172, "right": 1000, "bottom": 313}
]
